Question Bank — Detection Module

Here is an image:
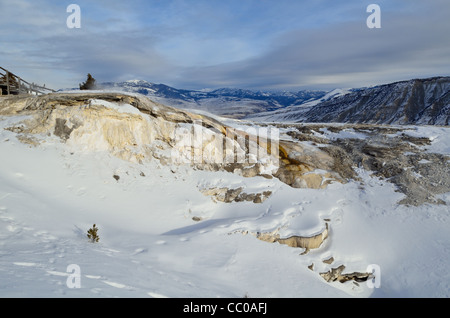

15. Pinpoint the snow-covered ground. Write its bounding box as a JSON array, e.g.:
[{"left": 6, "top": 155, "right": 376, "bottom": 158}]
[{"left": 0, "top": 103, "right": 449, "bottom": 298}]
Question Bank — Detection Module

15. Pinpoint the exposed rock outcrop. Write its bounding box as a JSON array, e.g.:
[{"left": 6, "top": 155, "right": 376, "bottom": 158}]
[
  {"left": 253, "top": 223, "right": 329, "bottom": 254},
  {"left": 276, "top": 123, "right": 450, "bottom": 206},
  {"left": 0, "top": 92, "right": 345, "bottom": 191},
  {"left": 319, "top": 265, "right": 372, "bottom": 284},
  {"left": 200, "top": 187, "right": 272, "bottom": 204}
]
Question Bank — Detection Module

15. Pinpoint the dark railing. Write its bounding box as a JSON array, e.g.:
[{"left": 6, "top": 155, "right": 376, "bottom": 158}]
[{"left": 0, "top": 66, "right": 55, "bottom": 96}]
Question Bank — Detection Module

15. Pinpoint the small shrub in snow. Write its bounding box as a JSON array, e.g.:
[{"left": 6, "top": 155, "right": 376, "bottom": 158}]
[{"left": 87, "top": 224, "right": 100, "bottom": 242}]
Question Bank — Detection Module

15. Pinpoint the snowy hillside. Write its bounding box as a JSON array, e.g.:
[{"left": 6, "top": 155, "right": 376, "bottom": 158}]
[
  {"left": 248, "top": 88, "right": 352, "bottom": 123},
  {"left": 0, "top": 92, "right": 449, "bottom": 298},
  {"left": 251, "top": 77, "right": 450, "bottom": 125}
]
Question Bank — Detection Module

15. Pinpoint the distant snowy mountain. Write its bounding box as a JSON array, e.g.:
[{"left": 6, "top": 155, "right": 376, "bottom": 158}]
[
  {"left": 252, "top": 77, "right": 450, "bottom": 125},
  {"left": 249, "top": 88, "right": 353, "bottom": 122},
  {"left": 69, "top": 76, "right": 449, "bottom": 125},
  {"left": 100, "top": 80, "right": 327, "bottom": 119}
]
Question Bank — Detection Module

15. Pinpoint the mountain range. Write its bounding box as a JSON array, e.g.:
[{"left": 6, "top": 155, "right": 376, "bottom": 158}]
[
  {"left": 100, "top": 76, "right": 449, "bottom": 125},
  {"left": 100, "top": 80, "right": 327, "bottom": 119},
  {"left": 253, "top": 76, "right": 450, "bottom": 125}
]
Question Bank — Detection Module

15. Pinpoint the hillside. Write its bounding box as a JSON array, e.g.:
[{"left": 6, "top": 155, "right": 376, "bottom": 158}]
[
  {"left": 0, "top": 92, "right": 449, "bottom": 298},
  {"left": 252, "top": 77, "right": 450, "bottom": 125}
]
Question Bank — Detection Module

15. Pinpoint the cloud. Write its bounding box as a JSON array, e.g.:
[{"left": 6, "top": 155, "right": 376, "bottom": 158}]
[
  {"left": 1, "top": 0, "right": 449, "bottom": 90},
  {"left": 174, "top": 1, "right": 450, "bottom": 90},
  {"left": 0, "top": 0, "right": 174, "bottom": 87}
]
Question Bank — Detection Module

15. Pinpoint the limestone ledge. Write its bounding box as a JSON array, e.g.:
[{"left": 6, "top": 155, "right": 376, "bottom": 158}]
[{"left": 0, "top": 92, "right": 344, "bottom": 189}]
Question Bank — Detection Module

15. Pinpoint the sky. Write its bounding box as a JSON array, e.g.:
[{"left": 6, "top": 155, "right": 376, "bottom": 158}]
[{"left": 0, "top": 0, "right": 449, "bottom": 91}]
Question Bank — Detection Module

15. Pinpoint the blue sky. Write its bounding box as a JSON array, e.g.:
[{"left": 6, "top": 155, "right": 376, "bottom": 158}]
[{"left": 1, "top": 0, "right": 449, "bottom": 91}]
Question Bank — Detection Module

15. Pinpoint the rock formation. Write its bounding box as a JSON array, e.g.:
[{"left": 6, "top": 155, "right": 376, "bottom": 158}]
[{"left": 0, "top": 92, "right": 345, "bottom": 190}]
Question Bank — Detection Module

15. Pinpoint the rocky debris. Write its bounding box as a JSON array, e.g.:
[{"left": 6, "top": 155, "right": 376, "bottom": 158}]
[
  {"left": 200, "top": 187, "right": 272, "bottom": 204},
  {"left": 319, "top": 265, "right": 372, "bottom": 284},
  {"left": 327, "top": 137, "right": 448, "bottom": 206},
  {"left": 286, "top": 127, "right": 330, "bottom": 145},
  {"left": 54, "top": 118, "right": 81, "bottom": 141},
  {"left": 16, "top": 134, "right": 40, "bottom": 147},
  {"left": 279, "top": 123, "right": 449, "bottom": 206},
  {"left": 393, "top": 156, "right": 449, "bottom": 205}
]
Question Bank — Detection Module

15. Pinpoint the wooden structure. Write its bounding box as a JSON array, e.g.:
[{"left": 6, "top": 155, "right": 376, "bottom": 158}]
[{"left": 0, "top": 66, "right": 55, "bottom": 96}]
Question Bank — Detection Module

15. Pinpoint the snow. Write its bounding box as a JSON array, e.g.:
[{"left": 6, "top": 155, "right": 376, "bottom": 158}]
[
  {"left": 303, "top": 88, "right": 352, "bottom": 108},
  {"left": 88, "top": 99, "right": 142, "bottom": 115},
  {"left": 125, "top": 79, "right": 148, "bottom": 85},
  {"left": 0, "top": 110, "right": 449, "bottom": 298},
  {"left": 318, "top": 127, "right": 369, "bottom": 140},
  {"left": 400, "top": 126, "right": 450, "bottom": 155}
]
